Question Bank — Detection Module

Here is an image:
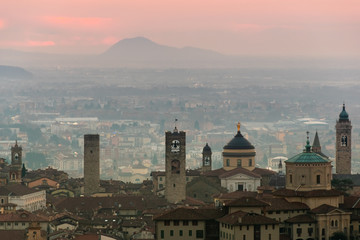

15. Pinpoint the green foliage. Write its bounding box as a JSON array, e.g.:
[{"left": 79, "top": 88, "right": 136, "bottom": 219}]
[
  {"left": 331, "top": 178, "right": 353, "bottom": 194},
  {"left": 21, "top": 163, "right": 27, "bottom": 178},
  {"left": 330, "top": 231, "right": 347, "bottom": 240},
  {"left": 25, "top": 152, "right": 47, "bottom": 170}
]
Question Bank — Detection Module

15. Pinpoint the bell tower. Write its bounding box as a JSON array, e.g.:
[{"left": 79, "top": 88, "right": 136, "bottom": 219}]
[
  {"left": 202, "top": 143, "right": 212, "bottom": 172},
  {"left": 336, "top": 103, "right": 352, "bottom": 174},
  {"left": 165, "top": 125, "right": 186, "bottom": 203},
  {"left": 9, "top": 141, "right": 22, "bottom": 183}
]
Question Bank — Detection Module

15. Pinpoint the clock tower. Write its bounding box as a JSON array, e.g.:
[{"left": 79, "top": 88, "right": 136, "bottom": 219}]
[
  {"left": 165, "top": 127, "right": 186, "bottom": 203},
  {"left": 202, "top": 143, "right": 212, "bottom": 172}
]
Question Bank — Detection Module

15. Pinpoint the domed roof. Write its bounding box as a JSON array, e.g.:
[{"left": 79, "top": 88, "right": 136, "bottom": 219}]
[
  {"left": 339, "top": 103, "right": 349, "bottom": 121},
  {"left": 203, "top": 143, "right": 212, "bottom": 153},
  {"left": 223, "top": 131, "right": 255, "bottom": 150},
  {"left": 286, "top": 133, "right": 329, "bottom": 163}
]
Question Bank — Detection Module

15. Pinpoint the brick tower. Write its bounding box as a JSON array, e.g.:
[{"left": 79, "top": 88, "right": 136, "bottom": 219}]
[
  {"left": 165, "top": 127, "right": 186, "bottom": 203},
  {"left": 336, "top": 104, "right": 352, "bottom": 174},
  {"left": 84, "top": 134, "right": 100, "bottom": 196}
]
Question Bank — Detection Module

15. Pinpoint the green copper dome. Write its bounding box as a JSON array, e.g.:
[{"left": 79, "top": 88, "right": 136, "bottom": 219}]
[
  {"left": 285, "top": 152, "right": 329, "bottom": 163},
  {"left": 339, "top": 103, "right": 349, "bottom": 120},
  {"left": 286, "top": 132, "right": 330, "bottom": 163}
]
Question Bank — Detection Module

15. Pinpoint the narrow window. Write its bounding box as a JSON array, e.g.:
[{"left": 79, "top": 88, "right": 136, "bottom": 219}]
[
  {"left": 226, "top": 159, "right": 230, "bottom": 166},
  {"left": 249, "top": 159, "right": 252, "bottom": 166},
  {"left": 189, "top": 230, "right": 192, "bottom": 236},
  {"left": 237, "top": 159, "right": 242, "bottom": 167},
  {"left": 317, "top": 175, "right": 320, "bottom": 184},
  {"left": 290, "top": 174, "right": 292, "bottom": 184},
  {"left": 161, "top": 230, "right": 164, "bottom": 239}
]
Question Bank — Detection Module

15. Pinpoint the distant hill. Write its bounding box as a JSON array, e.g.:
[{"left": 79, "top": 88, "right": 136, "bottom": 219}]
[
  {"left": 0, "top": 65, "right": 33, "bottom": 79},
  {"left": 100, "top": 37, "right": 229, "bottom": 67}
]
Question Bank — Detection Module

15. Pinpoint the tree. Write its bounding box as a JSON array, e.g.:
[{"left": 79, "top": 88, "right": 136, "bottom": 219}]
[
  {"left": 331, "top": 231, "right": 347, "bottom": 240},
  {"left": 21, "top": 163, "right": 27, "bottom": 178},
  {"left": 331, "top": 178, "right": 353, "bottom": 194}
]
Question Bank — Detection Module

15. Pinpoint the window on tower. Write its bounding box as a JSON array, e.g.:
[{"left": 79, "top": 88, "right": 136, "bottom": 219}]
[
  {"left": 171, "top": 160, "right": 180, "bottom": 174},
  {"left": 341, "top": 136, "right": 348, "bottom": 146}
]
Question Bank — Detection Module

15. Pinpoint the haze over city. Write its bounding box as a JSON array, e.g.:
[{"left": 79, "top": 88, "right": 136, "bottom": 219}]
[{"left": 1, "top": 1, "right": 360, "bottom": 240}]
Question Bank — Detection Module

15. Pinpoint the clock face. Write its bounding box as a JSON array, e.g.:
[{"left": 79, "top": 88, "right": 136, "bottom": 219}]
[
  {"left": 171, "top": 140, "right": 180, "bottom": 153},
  {"left": 171, "top": 159, "right": 180, "bottom": 174},
  {"left": 204, "top": 156, "right": 210, "bottom": 166}
]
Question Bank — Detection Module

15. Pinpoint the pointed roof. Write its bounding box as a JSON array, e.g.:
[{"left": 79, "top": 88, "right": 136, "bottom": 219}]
[
  {"left": 223, "top": 122, "right": 254, "bottom": 150},
  {"left": 313, "top": 131, "right": 321, "bottom": 148}
]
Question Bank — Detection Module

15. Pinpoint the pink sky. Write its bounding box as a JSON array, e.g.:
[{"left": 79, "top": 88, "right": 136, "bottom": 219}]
[{"left": 1, "top": 0, "right": 359, "bottom": 56}]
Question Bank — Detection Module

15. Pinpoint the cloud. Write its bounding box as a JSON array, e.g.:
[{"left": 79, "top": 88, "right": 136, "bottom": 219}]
[
  {"left": 27, "top": 41, "right": 55, "bottom": 47},
  {"left": 42, "top": 16, "right": 112, "bottom": 30},
  {"left": 0, "top": 19, "right": 5, "bottom": 29}
]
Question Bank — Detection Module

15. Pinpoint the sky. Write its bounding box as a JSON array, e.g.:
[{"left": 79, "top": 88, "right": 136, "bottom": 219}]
[{"left": 1, "top": 0, "right": 360, "bottom": 56}]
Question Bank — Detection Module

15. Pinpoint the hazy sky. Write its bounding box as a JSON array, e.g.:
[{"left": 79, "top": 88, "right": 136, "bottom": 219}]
[{"left": 1, "top": 0, "right": 359, "bottom": 56}]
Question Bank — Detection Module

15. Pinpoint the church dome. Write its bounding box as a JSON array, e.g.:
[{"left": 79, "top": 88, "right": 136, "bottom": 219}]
[
  {"left": 339, "top": 103, "right": 349, "bottom": 121},
  {"left": 286, "top": 134, "right": 329, "bottom": 163},
  {"left": 223, "top": 125, "right": 254, "bottom": 150},
  {"left": 203, "top": 143, "right": 212, "bottom": 153}
]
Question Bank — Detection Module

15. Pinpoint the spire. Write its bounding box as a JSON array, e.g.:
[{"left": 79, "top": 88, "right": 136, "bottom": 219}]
[
  {"left": 173, "top": 118, "right": 178, "bottom": 133},
  {"left": 304, "top": 131, "right": 311, "bottom": 153},
  {"left": 313, "top": 131, "right": 320, "bottom": 147}
]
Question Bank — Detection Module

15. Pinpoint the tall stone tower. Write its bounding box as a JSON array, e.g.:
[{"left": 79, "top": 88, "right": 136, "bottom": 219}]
[
  {"left": 336, "top": 104, "right": 352, "bottom": 174},
  {"left": 165, "top": 127, "right": 186, "bottom": 203},
  {"left": 202, "top": 143, "right": 212, "bottom": 172},
  {"left": 9, "top": 141, "right": 22, "bottom": 183},
  {"left": 84, "top": 134, "right": 100, "bottom": 196}
]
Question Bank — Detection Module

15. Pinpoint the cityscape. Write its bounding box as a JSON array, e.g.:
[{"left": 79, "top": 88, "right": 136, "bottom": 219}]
[{"left": 1, "top": 1, "right": 360, "bottom": 240}]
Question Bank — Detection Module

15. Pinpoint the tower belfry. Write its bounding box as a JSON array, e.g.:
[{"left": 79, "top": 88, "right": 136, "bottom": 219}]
[
  {"left": 9, "top": 140, "right": 22, "bottom": 183},
  {"left": 336, "top": 103, "right": 352, "bottom": 174},
  {"left": 165, "top": 125, "right": 186, "bottom": 203}
]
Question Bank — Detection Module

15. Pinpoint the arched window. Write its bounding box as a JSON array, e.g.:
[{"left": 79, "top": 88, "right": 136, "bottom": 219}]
[
  {"left": 331, "top": 220, "right": 334, "bottom": 227},
  {"left": 226, "top": 159, "right": 230, "bottom": 166}
]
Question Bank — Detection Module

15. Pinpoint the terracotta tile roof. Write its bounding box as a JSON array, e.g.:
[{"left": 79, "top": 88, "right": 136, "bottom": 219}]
[
  {"left": 54, "top": 195, "right": 169, "bottom": 214},
  {"left": 0, "top": 210, "right": 49, "bottom": 222},
  {"left": 215, "top": 191, "right": 258, "bottom": 200},
  {"left": 273, "top": 188, "right": 342, "bottom": 198},
  {"left": 225, "top": 197, "right": 269, "bottom": 207},
  {"left": 74, "top": 233, "right": 99, "bottom": 240},
  {"left": 252, "top": 167, "right": 276, "bottom": 176},
  {"left": 202, "top": 168, "right": 227, "bottom": 177},
  {"left": 0, "top": 230, "right": 27, "bottom": 240},
  {"left": 311, "top": 204, "right": 338, "bottom": 214},
  {"left": 219, "top": 167, "right": 261, "bottom": 179},
  {"left": 285, "top": 214, "right": 316, "bottom": 223},
  {"left": 0, "top": 184, "right": 40, "bottom": 196},
  {"left": 341, "top": 196, "right": 360, "bottom": 210},
  {"left": 153, "top": 207, "right": 224, "bottom": 221},
  {"left": 217, "top": 210, "right": 279, "bottom": 226},
  {"left": 183, "top": 196, "right": 206, "bottom": 206},
  {"left": 261, "top": 198, "right": 309, "bottom": 211}
]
